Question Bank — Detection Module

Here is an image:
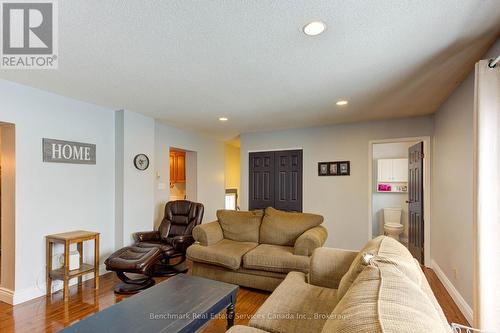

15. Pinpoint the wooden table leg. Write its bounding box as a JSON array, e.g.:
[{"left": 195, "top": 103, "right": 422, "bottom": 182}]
[
  {"left": 46, "top": 239, "right": 52, "bottom": 296},
  {"left": 226, "top": 303, "right": 235, "bottom": 329},
  {"left": 94, "top": 235, "right": 100, "bottom": 290},
  {"left": 77, "top": 242, "right": 83, "bottom": 286},
  {"left": 64, "top": 241, "right": 70, "bottom": 301}
]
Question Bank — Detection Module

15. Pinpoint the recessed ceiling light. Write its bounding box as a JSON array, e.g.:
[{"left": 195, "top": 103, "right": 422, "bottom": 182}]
[
  {"left": 336, "top": 100, "right": 348, "bottom": 106},
  {"left": 303, "top": 21, "right": 326, "bottom": 36},
  {"left": 219, "top": 117, "right": 228, "bottom": 122}
]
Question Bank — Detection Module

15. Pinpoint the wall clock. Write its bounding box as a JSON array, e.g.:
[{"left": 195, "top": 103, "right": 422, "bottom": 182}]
[{"left": 134, "top": 154, "right": 149, "bottom": 171}]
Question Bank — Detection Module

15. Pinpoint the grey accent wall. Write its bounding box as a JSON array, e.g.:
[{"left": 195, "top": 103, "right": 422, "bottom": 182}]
[{"left": 240, "top": 116, "right": 434, "bottom": 250}]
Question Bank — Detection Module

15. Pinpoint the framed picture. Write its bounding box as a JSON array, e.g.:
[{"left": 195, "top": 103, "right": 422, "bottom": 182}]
[
  {"left": 328, "top": 162, "right": 338, "bottom": 175},
  {"left": 318, "top": 162, "right": 329, "bottom": 176},
  {"left": 338, "top": 161, "right": 350, "bottom": 175}
]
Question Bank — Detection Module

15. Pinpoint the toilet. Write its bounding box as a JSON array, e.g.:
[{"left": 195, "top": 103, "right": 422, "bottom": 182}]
[{"left": 383, "top": 208, "right": 404, "bottom": 240}]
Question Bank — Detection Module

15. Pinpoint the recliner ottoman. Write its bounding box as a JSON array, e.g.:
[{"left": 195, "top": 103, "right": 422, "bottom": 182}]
[{"left": 105, "top": 246, "right": 163, "bottom": 294}]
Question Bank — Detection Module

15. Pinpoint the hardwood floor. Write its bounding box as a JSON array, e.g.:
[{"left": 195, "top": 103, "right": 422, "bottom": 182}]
[
  {"left": 0, "top": 267, "right": 468, "bottom": 333},
  {"left": 422, "top": 266, "right": 469, "bottom": 326}
]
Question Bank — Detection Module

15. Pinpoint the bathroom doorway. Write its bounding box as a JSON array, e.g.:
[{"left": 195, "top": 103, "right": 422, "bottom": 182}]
[
  {"left": 368, "top": 137, "right": 431, "bottom": 266},
  {"left": 169, "top": 147, "right": 197, "bottom": 202}
]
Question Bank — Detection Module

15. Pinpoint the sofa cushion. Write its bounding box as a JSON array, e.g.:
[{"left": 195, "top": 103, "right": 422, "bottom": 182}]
[
  {"left": 337, "top": 236, "right": 421, "bottom": 301},
  {"left": 249, "top": 272, "right": 338, "bottom": 333},
  {"left": 322, "top": 264, "right": 452, "bottom": 333},
  {"left": 243, "top": 244, "right": 310, "bottom": 273},
  {"left": 191, "top": 261, "right": 285, "bottom": 292},
  {"left": 217, "top": 209, "right": 264, "bottom": 243},
  {"left": 186, "top": 239, "right": 258, "bottom": 270},
  {"left": 259, "top": 207, "right": 323, "bottom": 246}
]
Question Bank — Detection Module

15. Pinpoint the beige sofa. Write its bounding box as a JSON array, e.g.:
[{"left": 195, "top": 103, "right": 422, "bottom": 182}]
[
  {"left": 186, "top": 207, "right": 328, "bottom": 291},
  {"left": 227, "top": 236, "right": 452, "bottom": 333}
]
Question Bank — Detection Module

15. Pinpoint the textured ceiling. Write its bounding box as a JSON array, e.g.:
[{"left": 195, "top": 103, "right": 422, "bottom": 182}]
[{"left": 1, "top": 0, "right": 499, "bottom": 139}]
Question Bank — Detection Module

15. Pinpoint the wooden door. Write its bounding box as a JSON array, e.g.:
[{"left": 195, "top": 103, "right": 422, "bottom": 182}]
[
  {"left": 169, "top": 152, "right": 176, "bottom": 183},
  {"left": 274, "top": 150, "right": 303, "bottom": 212},
  {"left": 408, "top": 142, "right": 424, "bottom": 264},
  {"left": 169, "top": 150, "right": 186, "bottom": 183},
  {"left": 249, "top": 152, "right": 275, "bottom": 210}
]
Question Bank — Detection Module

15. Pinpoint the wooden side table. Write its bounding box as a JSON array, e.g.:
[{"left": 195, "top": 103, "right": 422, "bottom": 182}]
[{"left": 46, "top": 230, "right": 100, "bottom": 301}]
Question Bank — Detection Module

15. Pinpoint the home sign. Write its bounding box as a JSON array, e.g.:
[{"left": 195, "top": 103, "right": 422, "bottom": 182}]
[{"left": 43, "top": 138, "right": 96, "bottom": 165}]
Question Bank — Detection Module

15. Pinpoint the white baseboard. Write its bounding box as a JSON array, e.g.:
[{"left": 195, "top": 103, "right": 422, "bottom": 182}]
[
  {"left": 0, "top": 287, "right": 14, "bottom": 304},
  {"left": 12, "top": 286, "right": 46, "bottom": 305},
  {"left": 431, "top": 259, "right": 473, "bottom": 324},
  {"left": 3, "top": 264, "right": 108, "bottom": 305}
]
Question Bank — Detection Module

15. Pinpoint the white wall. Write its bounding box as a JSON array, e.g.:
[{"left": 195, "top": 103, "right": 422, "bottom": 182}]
[
  {"left": 0, "top": 80, "right": 226, "bottom": 304},
  {"left": 114, "top": 111, "right": 124, "bottom": 248},
  {"left": 372, "top": 142, "right": 416, "bottom": 239},
  {"left": 155, "top": 122, "right": 225, "bottom": 225},
  {"left": 240, "top": 117, "right": 433, "bottom": 249},
  {"left": 0, "top": 79, "right": 115, "bottom": 304},
  {"left": 115, "top": 110, "right": 155, "bottom": 246},
  {"left": 185, "top": 151, "right": 198, "bottom": 202},
  {"left": 431, "top": 39, "right": 500, "bottom": 319}
]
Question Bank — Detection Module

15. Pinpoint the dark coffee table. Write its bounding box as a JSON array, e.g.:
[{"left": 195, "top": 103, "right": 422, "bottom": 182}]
[{"left": 60, "top": 274, "right": 239, "bottom": 333}]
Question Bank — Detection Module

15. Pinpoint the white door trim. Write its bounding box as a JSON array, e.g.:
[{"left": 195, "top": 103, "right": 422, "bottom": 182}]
[{"left": 367, "top": 136, "right": 431, "bottom": 267}]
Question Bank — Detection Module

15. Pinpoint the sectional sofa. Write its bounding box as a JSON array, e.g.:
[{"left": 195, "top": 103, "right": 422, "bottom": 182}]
[{"left": 227, "top": 236, "right": 452, "bottom": 333}]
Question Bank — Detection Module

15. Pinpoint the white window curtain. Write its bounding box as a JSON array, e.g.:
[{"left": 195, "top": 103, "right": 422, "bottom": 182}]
[{"left": 473, "top": 58, "right": 500, "bottom": 331}]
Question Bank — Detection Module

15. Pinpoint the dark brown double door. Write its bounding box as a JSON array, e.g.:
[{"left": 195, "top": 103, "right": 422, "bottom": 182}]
[
  {"left": 249, "top": 150, "right": 303, "bottom": 212},
  {"left": 408, "top": 142, "right": 424, "bottom": 264}
]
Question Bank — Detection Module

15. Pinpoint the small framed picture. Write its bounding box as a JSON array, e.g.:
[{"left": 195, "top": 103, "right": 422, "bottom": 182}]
[
  {"left": 318, "top": 162, "right": 329, "bottom": 176},
  {"left": 328, "top": 162, "right": 338, "bottom": 175},
  {"left": 338, "top": 161, "right": 350, "bottom": 175}
]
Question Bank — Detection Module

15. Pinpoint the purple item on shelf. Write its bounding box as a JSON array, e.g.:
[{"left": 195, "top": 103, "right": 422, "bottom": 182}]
[{"left": 378, "top": 184, "right": 392, "bottom": 192}]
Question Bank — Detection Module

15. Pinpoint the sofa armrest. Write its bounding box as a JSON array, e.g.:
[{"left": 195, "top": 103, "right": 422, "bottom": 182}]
[
  {"left": 294, "top": 225, "right": 328, "bottom": 256},
  {"left": 192, "top": 221, "right": 224, "bottom": 246},
  {"left": 308, "top": 247, "right": 358, "bottom": 289},
  {"left": 133, "top": 231, "right": 160, "bottom": 243}
]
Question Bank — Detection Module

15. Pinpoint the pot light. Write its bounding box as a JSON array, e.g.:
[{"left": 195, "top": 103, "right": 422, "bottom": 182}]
[
  {"left": 219, "top": 117, "right": 228, "bottom": 122},
  {"left": 336, "top": 100, "right": 348, "bottom": 106},
  {"left": 303, "top": 21, "right": 326, "bottom": 36}
]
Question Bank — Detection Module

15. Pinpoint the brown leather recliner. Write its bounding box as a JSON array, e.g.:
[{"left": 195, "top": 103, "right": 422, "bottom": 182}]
[{"left": 134, "top": 200, "right": 204, "bottom": 276}]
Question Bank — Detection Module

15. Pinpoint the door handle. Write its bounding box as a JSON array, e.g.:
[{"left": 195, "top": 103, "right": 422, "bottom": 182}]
[{"left": 406, "top": 200, "right": 412, "bottom": 203}]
